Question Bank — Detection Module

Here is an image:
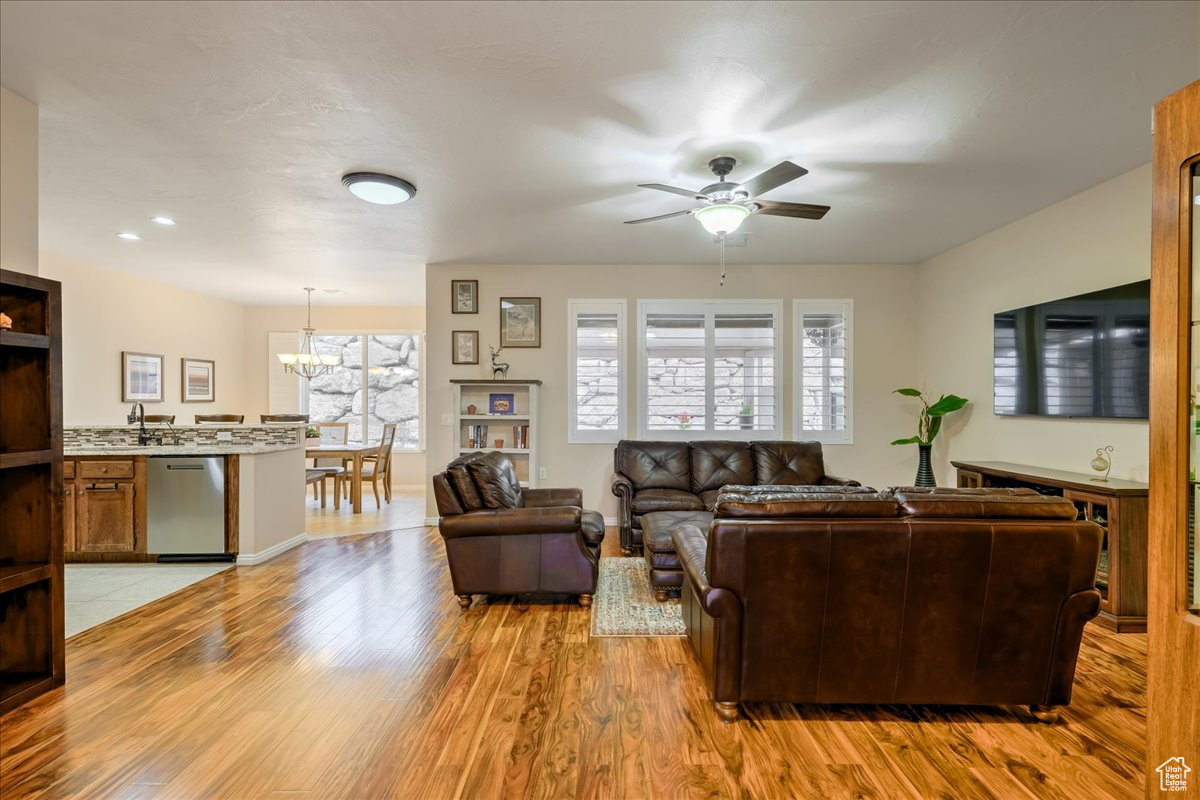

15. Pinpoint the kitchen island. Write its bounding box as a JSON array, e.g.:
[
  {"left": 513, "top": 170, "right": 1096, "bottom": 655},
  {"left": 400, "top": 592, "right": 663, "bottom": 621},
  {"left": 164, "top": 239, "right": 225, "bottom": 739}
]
[{"left": 64, "top": 425, "right": 306, "bottom": 565}]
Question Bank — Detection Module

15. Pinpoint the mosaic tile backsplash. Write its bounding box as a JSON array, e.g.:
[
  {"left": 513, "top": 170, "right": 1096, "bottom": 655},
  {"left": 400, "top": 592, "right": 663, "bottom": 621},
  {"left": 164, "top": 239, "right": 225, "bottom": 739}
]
[{"left": 65, "top": 425, "right": 303, "bottom": 449}]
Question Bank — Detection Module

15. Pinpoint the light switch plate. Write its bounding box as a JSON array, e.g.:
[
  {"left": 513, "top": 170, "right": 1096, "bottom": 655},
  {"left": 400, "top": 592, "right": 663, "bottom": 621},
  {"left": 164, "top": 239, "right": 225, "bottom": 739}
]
[
  {"left": 538, "top": 467, "right": 547, "bottom": 479},
  {"left": 441, "top": 414, "right": 453, "bottom": 426},
  {"left": 216, "top": 431, "right": 233, "bottom": 442}
]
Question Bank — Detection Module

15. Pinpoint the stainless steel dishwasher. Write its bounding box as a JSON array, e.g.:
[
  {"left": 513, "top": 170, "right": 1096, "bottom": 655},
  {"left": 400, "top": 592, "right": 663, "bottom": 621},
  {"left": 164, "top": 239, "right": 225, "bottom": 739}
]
[{"left": 147, "top": 456, "right": 233, "bottom": 561}]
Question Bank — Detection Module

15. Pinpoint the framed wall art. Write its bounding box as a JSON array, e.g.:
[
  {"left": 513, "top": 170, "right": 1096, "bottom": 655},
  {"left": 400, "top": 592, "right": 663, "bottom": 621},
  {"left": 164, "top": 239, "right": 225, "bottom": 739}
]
[
  {"left": 452, "top": 330, "right": 479, "bottom": 364},
  {"left": 181, "top": 357, "right": 216, "bottom": 403},
  {"left": 121, "top": 351, "right": 164, "bottom": 403},
  {"left": 451, "top": 279, "right": 478, "bottom": 314},
  {"left": 499, "top": 296, "right": 541, "bottom": 348}
]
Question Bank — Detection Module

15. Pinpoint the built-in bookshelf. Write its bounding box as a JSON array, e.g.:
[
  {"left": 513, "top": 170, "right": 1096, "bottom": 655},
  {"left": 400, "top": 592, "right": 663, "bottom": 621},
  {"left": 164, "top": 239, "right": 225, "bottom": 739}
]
[
  {"left": 0, "top": 270, "right": 65, "bottom": 714},
  {"left": 450, "top": 380, "right": 540, "bottom": 488}
]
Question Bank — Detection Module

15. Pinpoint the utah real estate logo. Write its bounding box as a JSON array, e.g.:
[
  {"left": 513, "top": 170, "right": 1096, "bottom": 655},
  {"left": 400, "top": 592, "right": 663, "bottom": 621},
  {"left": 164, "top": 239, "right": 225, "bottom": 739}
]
[{"left": 1157, "top": 757, "right": 1191, "bottom": 792}]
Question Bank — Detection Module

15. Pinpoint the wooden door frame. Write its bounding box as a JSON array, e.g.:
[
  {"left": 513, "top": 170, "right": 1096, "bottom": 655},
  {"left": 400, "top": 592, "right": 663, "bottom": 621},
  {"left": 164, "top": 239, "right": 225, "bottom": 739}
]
[{"left": 1148, "top": 78, "right": 1200, "bottom": 793}]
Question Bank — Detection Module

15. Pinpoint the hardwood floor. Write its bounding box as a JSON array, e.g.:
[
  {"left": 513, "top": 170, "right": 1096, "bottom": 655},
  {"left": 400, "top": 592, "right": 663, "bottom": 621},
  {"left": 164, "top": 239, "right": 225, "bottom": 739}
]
[
  {"left": 1, "top": 526, "right": 1146, "bottom": 799},
  {"left": 304, "top": 486, "right": 425, "bottom": 538}
]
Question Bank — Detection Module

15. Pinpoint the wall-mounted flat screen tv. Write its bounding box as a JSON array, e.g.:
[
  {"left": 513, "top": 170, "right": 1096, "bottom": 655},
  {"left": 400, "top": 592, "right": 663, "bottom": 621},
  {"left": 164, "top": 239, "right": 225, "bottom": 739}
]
[{"left": 993, "top": 280, "right": 1150, "bottom": 419}]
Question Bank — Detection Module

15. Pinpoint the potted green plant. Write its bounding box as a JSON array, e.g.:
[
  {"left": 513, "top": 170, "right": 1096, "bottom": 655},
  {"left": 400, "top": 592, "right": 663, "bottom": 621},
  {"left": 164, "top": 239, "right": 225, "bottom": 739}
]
[
  {"left": 738, "top": 405, "right": 753, "bottom": 430},
  {"left": 890, "top": 388, "right": 969, "bottom": 487}
]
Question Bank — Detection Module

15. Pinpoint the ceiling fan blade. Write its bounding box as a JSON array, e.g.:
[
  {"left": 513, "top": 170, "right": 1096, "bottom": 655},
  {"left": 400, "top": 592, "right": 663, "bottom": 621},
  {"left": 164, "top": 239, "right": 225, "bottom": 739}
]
[
  {"left": 623, "top": 208, "right": 695, "bottom": 225},
  {"left": 736, "top": 161, "right": 809, "bottom": 197},
  {"left": 638, "top": 183, "right": 707, "bottom": 200},
  {"left": 752, "top": 200, "right": 830, "bottom": 220}
]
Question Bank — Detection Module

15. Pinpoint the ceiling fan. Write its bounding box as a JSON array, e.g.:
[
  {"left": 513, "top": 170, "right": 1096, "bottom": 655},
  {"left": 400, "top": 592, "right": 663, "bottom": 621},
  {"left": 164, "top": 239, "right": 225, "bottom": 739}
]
[{"left": 625, "top": 156, "right": 830, "bottom": 235}]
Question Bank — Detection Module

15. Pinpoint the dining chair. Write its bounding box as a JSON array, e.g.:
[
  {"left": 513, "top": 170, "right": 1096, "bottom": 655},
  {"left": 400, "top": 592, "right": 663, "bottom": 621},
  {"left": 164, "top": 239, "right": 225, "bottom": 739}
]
[
  {"left": 314, "top": 422, "right": 350, "bottom": 507},
  {"left": 195, "top": 414, "right": 245, "bottom": 423},
  {"left": 143, "top": 415, "right": 175, "bottom": 424},
  {"left": 360, "top": 423, "right": 397, "bottom": 507},
  {"left": 261, "top": 414, "right": 309, "bottom": 423}
]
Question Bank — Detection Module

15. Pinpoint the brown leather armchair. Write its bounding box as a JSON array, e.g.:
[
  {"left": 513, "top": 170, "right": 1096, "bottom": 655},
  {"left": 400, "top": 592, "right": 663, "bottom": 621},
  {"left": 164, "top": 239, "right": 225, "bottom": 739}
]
[
  {"left": 433, "top": 452, "right": 605, "bottom": 609},
  {"left": 676, "top": 487, "right": 1102, "bottom": 722}
]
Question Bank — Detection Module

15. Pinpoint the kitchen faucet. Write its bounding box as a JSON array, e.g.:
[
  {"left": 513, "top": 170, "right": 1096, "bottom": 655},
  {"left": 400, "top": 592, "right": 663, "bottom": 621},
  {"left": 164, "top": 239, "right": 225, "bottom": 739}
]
[{"left": 127, "top": 402, "right": 158, "bottom": 446}]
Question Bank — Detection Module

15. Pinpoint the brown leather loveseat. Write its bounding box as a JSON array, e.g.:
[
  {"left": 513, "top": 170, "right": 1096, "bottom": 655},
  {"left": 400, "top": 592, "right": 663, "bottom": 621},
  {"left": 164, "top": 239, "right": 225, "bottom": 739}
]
[
  {"left": 610, "top": 439, "right": 859, "bottom": 554},
  {"left": 433, "top": 451, "right": 605, "bottom": 609},
  {"left": 674, "top": 486, "right": 1102, "bottom": 722}
]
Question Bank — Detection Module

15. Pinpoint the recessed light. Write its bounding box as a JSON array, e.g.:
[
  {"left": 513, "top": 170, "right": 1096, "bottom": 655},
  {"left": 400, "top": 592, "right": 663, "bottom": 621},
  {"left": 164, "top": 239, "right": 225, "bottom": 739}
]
[
  {"left": 151, "top": 216, "right": 176, "bottom": 226},
  {"left": 342, "top": 172, "right": 417, "bottom": 205},
  {"left": 117, "top": 232, "right": 142, "bottom": 240}
]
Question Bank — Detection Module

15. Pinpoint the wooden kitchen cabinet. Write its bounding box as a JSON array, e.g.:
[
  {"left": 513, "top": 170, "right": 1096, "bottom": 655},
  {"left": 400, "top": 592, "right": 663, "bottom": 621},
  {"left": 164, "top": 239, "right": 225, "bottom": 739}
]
[
  {"left": 75, "top": 483, "right": 136, "bottom": 552},
  {"left": 64, "top": 456, "right": 148, "bottom": 560}
]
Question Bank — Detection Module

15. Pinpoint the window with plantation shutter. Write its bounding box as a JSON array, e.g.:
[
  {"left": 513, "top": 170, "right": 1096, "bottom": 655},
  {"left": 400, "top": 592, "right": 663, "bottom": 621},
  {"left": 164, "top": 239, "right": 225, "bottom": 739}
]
[
  {"left": 638, "top": 300, "right": 782, "bottom": 439},
  {"left": 794, "top": 300, "right": 853, "bottom": 443},
  {"left": 568, "top": 300, "right": 626, "bottom": 443}
]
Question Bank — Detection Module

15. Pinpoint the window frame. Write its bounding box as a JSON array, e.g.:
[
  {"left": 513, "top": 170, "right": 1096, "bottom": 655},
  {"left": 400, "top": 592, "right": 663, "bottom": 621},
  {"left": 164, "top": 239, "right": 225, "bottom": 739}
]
[
  {"left": 793, "top": 299, "right": 854, "bottom": 445},
  {"left": 567, "top": 299, "right": 627, "bottom": 444},
  {"left": 636, "top": 299, "right": 783, "bottom": 440},
  {"left": 298, "top": 329, "right": 426, "bottom": 452}
]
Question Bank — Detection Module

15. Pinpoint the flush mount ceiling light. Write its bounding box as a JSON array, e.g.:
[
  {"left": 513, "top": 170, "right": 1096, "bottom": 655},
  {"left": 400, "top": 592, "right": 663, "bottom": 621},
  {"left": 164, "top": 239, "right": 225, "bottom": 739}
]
[
  {"left": 342, "top": 172, "right": 417, "bottom": 205},
  {"left": 151, "top": 216, "right": 176, "bottom": 226},
  {"left": 116, "top": 232, "right": 141, "bottom": 240},
  {"left": 693, "top": 204, "right": 751, "bottom": 235}
]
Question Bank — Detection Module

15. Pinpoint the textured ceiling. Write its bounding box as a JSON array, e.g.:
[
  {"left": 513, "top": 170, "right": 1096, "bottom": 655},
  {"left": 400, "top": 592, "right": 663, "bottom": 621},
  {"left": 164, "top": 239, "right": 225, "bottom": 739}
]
[{"left": 1, "top": 0, "right": 1197, "bottom": 305}]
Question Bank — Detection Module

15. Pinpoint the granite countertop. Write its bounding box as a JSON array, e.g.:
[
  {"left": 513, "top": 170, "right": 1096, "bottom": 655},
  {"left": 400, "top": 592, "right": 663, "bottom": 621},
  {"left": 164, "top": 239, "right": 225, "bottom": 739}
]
[{"left": 65, "top": 443, "right": 302, "bottom": 457}]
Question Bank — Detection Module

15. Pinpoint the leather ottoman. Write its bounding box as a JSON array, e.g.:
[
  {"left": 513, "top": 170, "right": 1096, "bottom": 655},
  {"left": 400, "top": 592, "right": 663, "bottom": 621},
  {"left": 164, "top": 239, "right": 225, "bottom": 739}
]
[{"left": 641, "top": 510, "right": 713, "bottom": 601}]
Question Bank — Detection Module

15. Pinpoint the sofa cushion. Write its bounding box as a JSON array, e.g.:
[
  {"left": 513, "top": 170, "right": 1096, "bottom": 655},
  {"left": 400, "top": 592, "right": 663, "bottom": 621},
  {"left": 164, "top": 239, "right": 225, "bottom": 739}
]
[
  {"left": 616, "top": 440, "right": 691, "bottom": 491},
  {"left": 751, "top": 441, "right": 826, "bottom": 485},
  {"left": 893, "top": 488, "right": 1078, "bottom": 520},
  {"left": 698, "top": 489, "right": 721, "bottom": 511},
  {"left": 630, "top": 488, "right": 706, "bottom": 515},
  {"left": 465, "top": 451, "right": 524, "bottom": 509},
  {"left": 446, "top": 452, "right": 488, "bottom": 511},
  {"left": 715, "top": 487, "right": 898, "bottom": 518},
  {"left": 690, "top": 441, "right": 755, "bottom": 493},
  {"left": 641, "top": 510, "right": 713, "bottom": 553}
]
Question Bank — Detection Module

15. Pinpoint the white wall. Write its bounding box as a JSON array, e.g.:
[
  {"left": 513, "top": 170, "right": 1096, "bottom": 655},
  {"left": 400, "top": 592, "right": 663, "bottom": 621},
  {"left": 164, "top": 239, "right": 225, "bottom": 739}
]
[
  {"left": 40, "top": 251, "right": 248, "bottom": 425},
  {"left": 916, "top": 165, "right": 1151, "bottom": 484},
  {"left": 242, "top": 304, "right": 427, "bottom": 486},
  {"left": 1, "top": 87, "right": 38, "bottom": 275},
  {"left": 425, "top": 263, "right": 921, "bottom": 518}
]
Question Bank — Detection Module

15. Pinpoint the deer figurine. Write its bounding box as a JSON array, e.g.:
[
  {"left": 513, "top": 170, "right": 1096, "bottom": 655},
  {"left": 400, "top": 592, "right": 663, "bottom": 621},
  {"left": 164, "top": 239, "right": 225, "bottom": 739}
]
[{"left": 489, "top": 346, "right": 510, "bottom": 380}]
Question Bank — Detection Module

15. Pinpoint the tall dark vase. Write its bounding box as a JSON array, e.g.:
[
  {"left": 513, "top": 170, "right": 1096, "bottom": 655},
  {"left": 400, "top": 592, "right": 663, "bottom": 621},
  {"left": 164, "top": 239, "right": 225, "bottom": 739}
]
[{"left": 915, "top": 444, "right": 937, "bottom": 487}]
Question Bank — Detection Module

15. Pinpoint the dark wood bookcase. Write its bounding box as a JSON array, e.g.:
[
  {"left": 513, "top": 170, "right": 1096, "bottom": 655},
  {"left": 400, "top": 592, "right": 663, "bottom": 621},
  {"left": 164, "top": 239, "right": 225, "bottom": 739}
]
[
  {"left": 0, "top": 269, "right": 65, "bottom": 714},
  {"left": 953, "top": 460, "right": 1147, "bottom": 633}
]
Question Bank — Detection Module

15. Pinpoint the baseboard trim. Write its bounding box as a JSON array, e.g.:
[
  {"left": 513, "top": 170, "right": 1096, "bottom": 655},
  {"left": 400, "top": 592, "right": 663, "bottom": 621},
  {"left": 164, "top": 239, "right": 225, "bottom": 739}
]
[
  {"left": 423, "top": 517, "right": 440, "bottom": 527},
  {"left": 237, "top": 533, "right": 307, "bottom": 566}
]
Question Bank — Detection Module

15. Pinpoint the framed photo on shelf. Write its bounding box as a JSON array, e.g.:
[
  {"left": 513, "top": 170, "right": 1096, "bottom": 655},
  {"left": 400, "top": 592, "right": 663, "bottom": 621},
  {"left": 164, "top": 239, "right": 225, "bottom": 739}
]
[
  {"left": 181, "top": 357, "right": 216, "bottom": 402},
  {"left": 121, "top": 351, "right": 164, "bottom": 403},
  {"left": 489, "top": 392, "right": 515, "bottom": 415},
  {"left": 499, "top": 296, "right": 540, "bottom": 348},
  {"left": 452, "top": 330, "right": 479, "bottom": 364},
  {"left": 451, "top": 279, "right": 478, "bottom": 314}
]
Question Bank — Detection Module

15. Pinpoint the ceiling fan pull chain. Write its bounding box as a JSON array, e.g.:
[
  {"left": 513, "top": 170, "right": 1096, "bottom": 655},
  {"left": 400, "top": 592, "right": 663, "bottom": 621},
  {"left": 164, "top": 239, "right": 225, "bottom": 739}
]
[{"left": 719, "top": 233, "right": 727, "bottom": 286}]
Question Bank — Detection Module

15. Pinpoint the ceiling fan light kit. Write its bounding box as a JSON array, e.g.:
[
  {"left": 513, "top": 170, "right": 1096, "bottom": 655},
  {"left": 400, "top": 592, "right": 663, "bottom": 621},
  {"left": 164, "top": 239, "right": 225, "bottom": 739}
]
[
  {"left": 342, "top": 171, "right": 417, "bottom": 205},
  {"left": 694, "top": 203, "right": 750, "bottom": 235}
]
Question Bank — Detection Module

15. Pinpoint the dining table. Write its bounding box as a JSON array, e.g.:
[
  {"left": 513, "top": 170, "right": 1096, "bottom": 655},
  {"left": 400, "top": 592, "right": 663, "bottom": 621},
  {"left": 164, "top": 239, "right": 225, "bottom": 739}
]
[{"left": 304, "top": 442, "right": 381, "bottom": 513}]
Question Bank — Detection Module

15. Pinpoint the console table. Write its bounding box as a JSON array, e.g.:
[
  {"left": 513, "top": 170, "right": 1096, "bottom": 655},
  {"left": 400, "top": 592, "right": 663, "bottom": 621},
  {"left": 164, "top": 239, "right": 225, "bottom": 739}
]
[{"left": 952, "top": 460, "right": 1147, "bottom": 633}]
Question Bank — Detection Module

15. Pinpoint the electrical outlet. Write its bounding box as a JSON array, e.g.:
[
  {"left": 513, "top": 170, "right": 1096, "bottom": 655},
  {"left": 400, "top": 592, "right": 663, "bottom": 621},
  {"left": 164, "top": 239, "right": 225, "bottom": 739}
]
[
  {"left": 539, "top": 466, "right": 547, "bottom": 480},
  {"left": 441, "top": 413, "right": 453, "bottom": 426},
  {"left": 216, "top": 431, "right": 233, "bottom": 442}
]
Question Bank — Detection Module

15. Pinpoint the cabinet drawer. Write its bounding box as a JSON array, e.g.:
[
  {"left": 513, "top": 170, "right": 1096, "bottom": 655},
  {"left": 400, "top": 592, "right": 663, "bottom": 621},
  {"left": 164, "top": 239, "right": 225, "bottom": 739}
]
[
  {"left": 64, "top": 460, "right": 75, "bottom": 479},
  {"left": 79, "top": 460, "right": 135, "bottom": 479}
]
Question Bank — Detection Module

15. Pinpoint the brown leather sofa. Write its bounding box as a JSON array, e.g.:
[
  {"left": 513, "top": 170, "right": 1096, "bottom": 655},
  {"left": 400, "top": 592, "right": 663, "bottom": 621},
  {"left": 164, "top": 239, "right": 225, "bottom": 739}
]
[
  {"left": 433, "top": 451, "right": 605, "bottom": 608},
  {"left": 674, "top": 486, "right": 1102, "bottom": 722},
  {"left": 610, "top": 440, "right": 859, "bottom": 555}
]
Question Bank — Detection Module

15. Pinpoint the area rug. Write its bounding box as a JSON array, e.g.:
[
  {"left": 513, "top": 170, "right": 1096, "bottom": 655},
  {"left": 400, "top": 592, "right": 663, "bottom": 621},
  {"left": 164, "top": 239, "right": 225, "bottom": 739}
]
[{"left": 589, "top": 557, "right": 687, "bottom": 638}]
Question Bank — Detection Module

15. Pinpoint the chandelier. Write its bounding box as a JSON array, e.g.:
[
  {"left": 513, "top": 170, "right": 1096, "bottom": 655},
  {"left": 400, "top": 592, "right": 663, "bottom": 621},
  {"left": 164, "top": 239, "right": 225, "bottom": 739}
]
[{"left": 277, "top": 287, "right": 338, "bottom": 379}]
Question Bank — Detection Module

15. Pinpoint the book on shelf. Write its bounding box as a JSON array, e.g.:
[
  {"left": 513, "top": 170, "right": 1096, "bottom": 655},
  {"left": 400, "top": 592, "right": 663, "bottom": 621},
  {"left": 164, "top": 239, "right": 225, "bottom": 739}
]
[{"left": 511, "top": 424, "right": 529, "bottom": 449}]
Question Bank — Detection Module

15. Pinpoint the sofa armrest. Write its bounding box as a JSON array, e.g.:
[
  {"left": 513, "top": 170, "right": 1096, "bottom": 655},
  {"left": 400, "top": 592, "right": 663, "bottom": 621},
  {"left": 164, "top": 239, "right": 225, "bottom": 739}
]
[
  {"left": 820, "top": 474, "right": 862, "bottom": 487},
  {"left": 673, "top": 523, "right": 744, "bottom": 704},
  {"left": 1044, "top": 588, "right": 1101, "bottom": 705},
  {"left": 439, "top": 506, "right": 582, "bottom": 539},
  {"left": 674, "top": 524, "right": 712, "bottom": 594},
  {"left": 611, "top": 474, "right": 635, "bottom": 551},
  {"left": 523, "top": 487, "right": 583, "bottom": 508}
]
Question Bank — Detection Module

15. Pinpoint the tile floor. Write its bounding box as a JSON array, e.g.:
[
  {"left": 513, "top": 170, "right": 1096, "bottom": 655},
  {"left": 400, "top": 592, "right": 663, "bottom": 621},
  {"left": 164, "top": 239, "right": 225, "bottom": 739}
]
[{"left": 65, "top": 563, "right": 233, "bottom": 638}]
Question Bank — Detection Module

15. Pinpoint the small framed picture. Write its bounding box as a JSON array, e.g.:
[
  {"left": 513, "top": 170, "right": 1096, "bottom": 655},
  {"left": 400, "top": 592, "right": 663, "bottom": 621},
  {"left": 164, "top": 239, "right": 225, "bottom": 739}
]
[
  {"left": 181, "top": 357, "right": 216, "bottom": 403},
  {"left": 121, "top": 351, "right": 164, "bottom": 403},
  {"left": 452, "top": 330, "right": 479, "bottom": 364},
  {"left": 451, "top": 279, "right": 478, "bottom": 314},
  {"left": 499, "top": 297, "right": 541, "bottom": 348},
  {"left": 489, "top": 393, "right": 515, "bottom": 415}
]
